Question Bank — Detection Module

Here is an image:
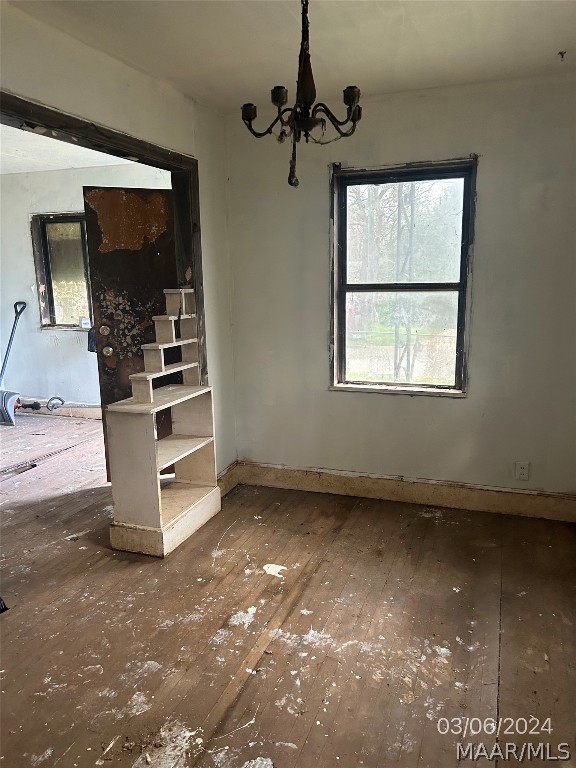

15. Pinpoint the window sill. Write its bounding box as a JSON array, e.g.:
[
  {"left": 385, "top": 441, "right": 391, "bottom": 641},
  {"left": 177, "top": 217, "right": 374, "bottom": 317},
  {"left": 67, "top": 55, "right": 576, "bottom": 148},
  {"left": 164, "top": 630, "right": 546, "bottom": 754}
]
[
  {"left": 40, "top": 325, "right": 90, "bottom": 332},
  {"left": 330, "top": 383, "right": 467, "bottom": 398}
]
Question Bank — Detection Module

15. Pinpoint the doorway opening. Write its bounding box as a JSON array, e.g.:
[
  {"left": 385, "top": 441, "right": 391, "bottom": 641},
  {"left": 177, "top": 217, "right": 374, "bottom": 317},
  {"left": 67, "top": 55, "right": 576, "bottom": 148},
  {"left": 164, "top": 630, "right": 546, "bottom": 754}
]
[{"left": 0, "top": 93, "right": 206, "bottom": 476}]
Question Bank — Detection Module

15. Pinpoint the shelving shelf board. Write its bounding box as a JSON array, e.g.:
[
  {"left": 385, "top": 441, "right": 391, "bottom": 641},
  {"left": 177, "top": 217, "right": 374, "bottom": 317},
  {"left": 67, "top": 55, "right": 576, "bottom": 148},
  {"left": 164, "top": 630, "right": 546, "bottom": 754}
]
[
  {"left": 152, "top": 314, "right": 195, "bottom": 321},
  {"left": 160, "top": 480, "right": 218, "bottom": 525},
  {"left": 156, "top": 435, "right": 213, "bottom": 471},
  {"left": 129, "top": 361, "right": 198, "bottom": 381},
  {"left": 141, "top": 338, "right": 198, "bottom": 351},
  {"left": 107, "top": 385, "right": 212, "bottom": 414}
]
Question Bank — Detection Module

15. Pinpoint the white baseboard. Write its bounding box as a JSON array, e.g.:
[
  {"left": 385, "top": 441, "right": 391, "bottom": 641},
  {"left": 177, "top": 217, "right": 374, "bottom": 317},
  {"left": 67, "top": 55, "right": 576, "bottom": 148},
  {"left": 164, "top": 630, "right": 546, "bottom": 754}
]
[{"left": 218, "top": 461, "right": 576, "bottom": 524}]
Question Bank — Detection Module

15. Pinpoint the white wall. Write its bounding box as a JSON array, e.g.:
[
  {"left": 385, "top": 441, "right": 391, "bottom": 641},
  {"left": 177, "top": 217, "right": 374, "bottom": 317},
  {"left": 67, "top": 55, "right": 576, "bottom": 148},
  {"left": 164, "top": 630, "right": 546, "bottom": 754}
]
[
  {"left": 0, "top": 4, "right": 237, "bottom": 472},
  {"left": 0, "top": 163, "right": 171, "bottom": 404},
  {"left": 227, "top": 73, "right": 576, "bottom": 495}
]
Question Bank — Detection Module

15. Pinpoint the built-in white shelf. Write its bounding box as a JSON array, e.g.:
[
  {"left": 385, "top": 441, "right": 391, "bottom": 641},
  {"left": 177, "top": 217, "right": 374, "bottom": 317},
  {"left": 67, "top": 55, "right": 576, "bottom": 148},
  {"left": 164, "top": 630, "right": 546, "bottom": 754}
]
[
  {"left": 151, "top": 313, "right": 195, "bottom": 321},
  {"left": 107, "top": 288, "right": 220, "bottom": 558},
  {"left": 159, "top": 480, "right": 219, "bottom": 525},
  {"left": 128, "top": 361, "right": 199, "bottom": 382},
  {"left": 108, "top": 384, "right": 210, "bottom": 414},
  {"left": 141, "top": 338, "right": 198, "bottom": 351},
  {"left": 156, "top": 434, "right": 214, "bottom": 471}
]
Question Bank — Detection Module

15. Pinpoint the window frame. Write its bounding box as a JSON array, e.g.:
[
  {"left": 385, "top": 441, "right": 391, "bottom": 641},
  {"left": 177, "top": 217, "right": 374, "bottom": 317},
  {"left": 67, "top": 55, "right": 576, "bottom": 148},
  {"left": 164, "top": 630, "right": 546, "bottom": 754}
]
[
  {"left": 331, "top": 158, "right": 476, "bottom": 396},
  {"left": 31, "top": 212, "right": 92, "bottom": 329}
]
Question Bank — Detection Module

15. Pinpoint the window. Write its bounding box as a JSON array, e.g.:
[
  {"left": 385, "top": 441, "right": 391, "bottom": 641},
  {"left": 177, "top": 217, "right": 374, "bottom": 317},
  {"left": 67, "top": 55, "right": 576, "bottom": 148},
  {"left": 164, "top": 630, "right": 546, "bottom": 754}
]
[
  {"left": 31, "top": 214, "right": 92, "bottom": 328},
  {"left": 332, "top": 159, "right": 476, "bottom": 394}
]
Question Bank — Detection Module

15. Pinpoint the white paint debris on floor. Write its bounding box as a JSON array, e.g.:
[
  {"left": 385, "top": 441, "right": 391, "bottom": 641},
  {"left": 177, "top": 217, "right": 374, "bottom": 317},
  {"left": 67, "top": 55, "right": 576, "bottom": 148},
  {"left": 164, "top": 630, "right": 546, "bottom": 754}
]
[
  {"left": 212, "top": 521, "right": 237, "bottom": 567},
  {"left": 272, "top": 627, "right": 335, "bottom": 651},
  {"left": 121, "top": 660, "right": 162, "bottom": 684},
  {"left": 263, "top": 564, "right": 286, "bottom": 579},
  {"left": 424, "top": 695, "right": 446, "bottom": 721},
  {"left": 229, "top": 606, "right": 257, "bottom": 630},
  {"left": 125, "top": 691, "right": 152, "bottom": 716},
  {"left": 97, "top": 687, "right": 117, "bottom": 698},
  {"left": 131, "top": 720, "right": 199, "bottom": 767},
  {"left": 82, "top": 664, "right": 104, "bottom": 675},
  {"left": 95, "top": 735, "right": 121, "bottom": 765},
  {"left": 64, "top": 529, "right": 92, "bottom": 541},
  {"left": 33, "top": 680, "right": 68, "bottom": 697},
  {"left": 432, "top": 645, "right": 452, "bottom": 662},
  {"left": 274, "top": 692, "right": 304, "bottom": 715},
  {"left": 30, "top": 748, "right": 53, "bottom": 765},
  {"left": 240, "top": 758, "right": 274, "bottom": 768},
  {"left": 418, "top": 507, "right": 444, "bottom": 519},
  {"left": 180, "top": 611, "right": 204, "bottom": 623},
  {"left": 211, "top": 628, "right": 233, "bottom": 645}
]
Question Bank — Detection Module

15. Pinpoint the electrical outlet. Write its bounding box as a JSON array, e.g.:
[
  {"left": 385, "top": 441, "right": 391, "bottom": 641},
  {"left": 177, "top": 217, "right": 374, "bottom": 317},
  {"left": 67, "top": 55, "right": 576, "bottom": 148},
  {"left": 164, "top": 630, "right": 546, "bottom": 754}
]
[{"left": 514, "top": 461, "right": 531, "bottom": 481}]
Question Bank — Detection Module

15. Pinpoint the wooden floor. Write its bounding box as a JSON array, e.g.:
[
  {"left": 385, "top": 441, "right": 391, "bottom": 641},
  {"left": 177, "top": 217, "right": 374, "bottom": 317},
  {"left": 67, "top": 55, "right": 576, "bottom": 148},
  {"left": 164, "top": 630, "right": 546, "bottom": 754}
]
[{"left": 1, "top": 415, "right": 575, "bottom": 767}]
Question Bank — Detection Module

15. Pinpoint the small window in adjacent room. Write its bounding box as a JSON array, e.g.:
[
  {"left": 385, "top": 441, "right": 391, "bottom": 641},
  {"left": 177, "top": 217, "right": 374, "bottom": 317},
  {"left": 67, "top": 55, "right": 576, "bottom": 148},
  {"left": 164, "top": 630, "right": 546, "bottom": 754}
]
[
  {"left": 31, "top": 213, "right": 92, "bottom": 328},
  {"left": 332, "top": 159, "right": 476, "bottom": 394}
]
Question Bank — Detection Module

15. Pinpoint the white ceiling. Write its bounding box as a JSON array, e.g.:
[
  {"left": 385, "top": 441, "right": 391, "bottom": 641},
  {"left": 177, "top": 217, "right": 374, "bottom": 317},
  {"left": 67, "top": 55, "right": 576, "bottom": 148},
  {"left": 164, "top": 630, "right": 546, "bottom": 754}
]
[
  {"left": 0, "top": 124, "right": 134, "bottom": 175},
  {"left": 10, "top": 1, "right": 576, "bottom": 112}
]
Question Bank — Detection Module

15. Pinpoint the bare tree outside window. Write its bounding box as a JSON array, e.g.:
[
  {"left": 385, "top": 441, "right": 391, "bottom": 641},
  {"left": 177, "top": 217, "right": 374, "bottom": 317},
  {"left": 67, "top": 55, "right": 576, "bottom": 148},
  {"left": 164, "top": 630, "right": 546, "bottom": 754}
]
[{"left": 332, "top": 160, "right": 475, "bottom": 392}]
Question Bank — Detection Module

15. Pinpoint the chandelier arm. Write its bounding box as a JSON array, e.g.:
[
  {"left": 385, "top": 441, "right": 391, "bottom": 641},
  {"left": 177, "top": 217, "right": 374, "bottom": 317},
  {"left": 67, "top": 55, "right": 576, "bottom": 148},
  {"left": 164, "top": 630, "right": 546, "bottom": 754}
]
[
  {"left": 308, "top": 131, "right": 345, "bottom": 145},
  {"left": 331, "top": 122, "right": 360, "bottom": 139},
  {"left": 243, "top": 113, "right": 284, "bottom": 139},
  {"left": 315, "top": 116, "right": 359, "bottom": 138},
  {"left": 312, "top": 102, "right": 354, "bottom": 128},
  {"left": 279, "top": 106, "right": 298, "bottom": 129}
]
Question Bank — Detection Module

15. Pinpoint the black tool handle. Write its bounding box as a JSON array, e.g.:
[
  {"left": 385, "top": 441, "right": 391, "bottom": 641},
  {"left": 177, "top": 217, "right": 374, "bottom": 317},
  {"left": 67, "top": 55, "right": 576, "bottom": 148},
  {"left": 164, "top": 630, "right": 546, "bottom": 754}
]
[{"left": 0, "top": 301, "right": 27, "bottom": 383}]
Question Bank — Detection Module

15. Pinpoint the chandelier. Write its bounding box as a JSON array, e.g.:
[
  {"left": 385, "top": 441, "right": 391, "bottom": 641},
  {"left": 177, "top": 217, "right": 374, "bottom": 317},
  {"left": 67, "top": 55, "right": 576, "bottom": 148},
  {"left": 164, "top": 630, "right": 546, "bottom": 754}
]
[{"left": 241, "top": 0, "right": 362, "bottom": 187}]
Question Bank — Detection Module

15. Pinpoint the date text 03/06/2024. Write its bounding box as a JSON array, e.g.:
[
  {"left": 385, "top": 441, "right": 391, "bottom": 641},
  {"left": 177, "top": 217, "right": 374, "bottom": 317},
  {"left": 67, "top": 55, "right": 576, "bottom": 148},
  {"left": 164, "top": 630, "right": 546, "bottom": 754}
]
[{"left": 437, "top": 716, "right": 554, "bottom": 738}]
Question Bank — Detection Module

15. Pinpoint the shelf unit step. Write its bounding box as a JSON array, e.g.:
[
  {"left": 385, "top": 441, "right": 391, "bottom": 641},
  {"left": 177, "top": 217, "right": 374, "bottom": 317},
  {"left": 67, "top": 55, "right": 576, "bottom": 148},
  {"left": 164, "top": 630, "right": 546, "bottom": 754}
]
[
  {"left": 108, "top": 384, "right": 211, "bottom": 414},
  {"left": 141, "top": 338, "right": 198, "bottom": 351},
  {"left": 160, "top": 480, "right": 216, "bottom": 525},
  {"left": 164, "top": 289, "right": 195, "bottom": 316},
  {"left": 130, "top": 361, "right": 198, "bottom": 381},
  {"left": 131, "top": 378, "right": 154, "bottom": 404},
  {"left": 156, "top": 435, "right": 213, "bottom": 471},
  {"left": 153, "top": 314, "right": 197, "bottom": 344}
]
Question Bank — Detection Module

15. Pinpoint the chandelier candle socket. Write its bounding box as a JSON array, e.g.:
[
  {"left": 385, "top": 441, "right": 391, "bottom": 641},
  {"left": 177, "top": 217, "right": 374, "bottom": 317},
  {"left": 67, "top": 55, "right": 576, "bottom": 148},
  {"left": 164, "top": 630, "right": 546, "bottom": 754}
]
[{"left": 241, "top": 0, "right": 362, "bottom": 187}]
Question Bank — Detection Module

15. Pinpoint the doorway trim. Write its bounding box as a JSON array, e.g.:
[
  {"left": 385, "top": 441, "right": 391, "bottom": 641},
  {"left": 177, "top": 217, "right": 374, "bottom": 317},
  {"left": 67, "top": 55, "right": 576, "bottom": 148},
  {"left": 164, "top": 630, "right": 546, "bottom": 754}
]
[{"left": 0, "top": 91, "right": 209, "bottom": 384}]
